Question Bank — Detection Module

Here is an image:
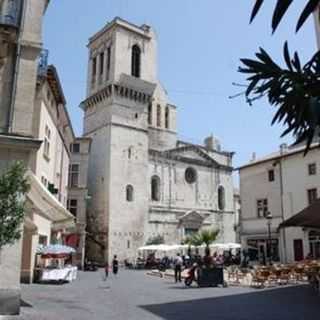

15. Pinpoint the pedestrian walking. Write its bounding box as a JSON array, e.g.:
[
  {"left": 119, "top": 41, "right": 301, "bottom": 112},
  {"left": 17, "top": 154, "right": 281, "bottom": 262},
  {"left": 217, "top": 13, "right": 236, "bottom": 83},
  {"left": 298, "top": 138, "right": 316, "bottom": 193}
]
[
  {"left": 174, "top": 253, "right": 183, "bottom": 283},
  {"left": 104, "top": 261, "right": 109, "bottom": 281},
  {"left": 112, "top": 255, "right": 119, "bottom": 276}
]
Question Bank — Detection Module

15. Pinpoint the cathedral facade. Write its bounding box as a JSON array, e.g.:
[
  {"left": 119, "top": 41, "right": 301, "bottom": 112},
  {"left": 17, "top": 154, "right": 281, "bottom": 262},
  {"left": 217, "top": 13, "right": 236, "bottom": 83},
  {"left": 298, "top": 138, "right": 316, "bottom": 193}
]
[{"left": 81, "top": 17, "right": 236, "bottom": 263}]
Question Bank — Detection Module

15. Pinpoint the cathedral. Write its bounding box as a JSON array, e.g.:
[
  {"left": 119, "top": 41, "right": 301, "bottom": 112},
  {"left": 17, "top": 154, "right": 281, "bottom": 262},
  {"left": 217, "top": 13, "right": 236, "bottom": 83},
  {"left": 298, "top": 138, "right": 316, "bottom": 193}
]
[{"left": 81, "top": 17, "right": 236, "bottom": 263}]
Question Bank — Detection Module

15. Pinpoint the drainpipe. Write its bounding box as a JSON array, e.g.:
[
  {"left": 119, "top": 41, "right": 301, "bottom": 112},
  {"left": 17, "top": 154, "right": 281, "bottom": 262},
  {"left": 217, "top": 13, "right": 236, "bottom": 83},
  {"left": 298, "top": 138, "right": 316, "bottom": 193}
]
[
  {"left": 7, "top": 0, "right": 25, "bottom": 133},
  {"left": 279, "top": 157, "right": 288, "bottom": 262}
]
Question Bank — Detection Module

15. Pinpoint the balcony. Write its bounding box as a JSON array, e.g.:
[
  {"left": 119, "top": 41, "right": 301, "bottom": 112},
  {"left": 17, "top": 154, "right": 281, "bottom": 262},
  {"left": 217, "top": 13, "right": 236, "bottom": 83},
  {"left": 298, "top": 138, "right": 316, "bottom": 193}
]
[
  {"left": 37, "top": 49, "right": 49, "bottom": 77},
  {"left": 0, "top": 0, "right": 21, "bottom": 29}
]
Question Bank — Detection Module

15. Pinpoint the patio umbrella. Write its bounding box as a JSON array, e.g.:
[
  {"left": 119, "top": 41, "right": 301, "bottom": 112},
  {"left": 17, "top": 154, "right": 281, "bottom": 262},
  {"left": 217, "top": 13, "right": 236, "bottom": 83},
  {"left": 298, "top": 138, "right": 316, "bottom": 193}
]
[
  {"left": 138, "top": 244, "right": 178, "bottom": 252},
  {"left": 39, "top": 244, "right": 76, "bottom": 258},
  {"left": 226, "top": 243, "right": 241, "bottom": 250}
]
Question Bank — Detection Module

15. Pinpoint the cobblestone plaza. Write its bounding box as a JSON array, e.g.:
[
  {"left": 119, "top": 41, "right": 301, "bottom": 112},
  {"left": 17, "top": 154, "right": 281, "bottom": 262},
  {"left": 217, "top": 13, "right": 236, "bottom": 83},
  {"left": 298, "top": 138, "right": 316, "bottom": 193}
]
[{"left": 13, "top": 270, "right": 320, "bottom": 320}]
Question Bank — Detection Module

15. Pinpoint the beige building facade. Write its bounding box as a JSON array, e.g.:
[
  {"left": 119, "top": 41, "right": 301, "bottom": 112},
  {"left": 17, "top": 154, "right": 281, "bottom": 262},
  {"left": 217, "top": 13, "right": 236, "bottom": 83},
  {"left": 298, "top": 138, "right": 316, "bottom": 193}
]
[
  {"left": 20, "top": 64, "right": 76, "bottom": 284},
  {"left": 82, "top": 18, "right": 236, "bottom": 264},
  {"left": 0, "top": 0, "right": 49, "bottom": 314},
  {"left": 239, "top": 143, "right": 320, "bottom": 264},
  {"left": 67, "top": 137, "right": 91, "bottom": 268},
  {"left": 0, "top": 1, "right": 83, "bottom": 314}
]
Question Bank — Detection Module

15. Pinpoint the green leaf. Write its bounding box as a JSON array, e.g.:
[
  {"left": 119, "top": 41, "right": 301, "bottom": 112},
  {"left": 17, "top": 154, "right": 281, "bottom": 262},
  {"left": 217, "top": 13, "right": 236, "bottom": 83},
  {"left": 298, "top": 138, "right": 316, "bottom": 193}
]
[
  {"left": 256, "top": 80, "right": 274, "bottom": 93},
  {"left": 0, "top": 162, "right": 29, "bottom": 249},
  {"left": 250, "top": 0, "right": 264, "bottom": 23},
  {"left": 246, "top": 77, "right": 260, "bottom": 96},
  {"left": 238, "top": 44, "right": 320, "bottom": 155},
  {"left": 280, "top": 123, "right": 294, "bottom": 137},
  {"left": 272, "top": 0, "right": 293, "bottom": 34},
  {"left": 257, "top": 47, "right": 280, "bottom": 70},
  {"left": 296, "top": 0, "right": 320, "bottom": 32},
  {"left": 283, "top": 42, "right": 293, "bottom": 71},
  {"left": 240, "top": 58, "right": 273, "bottom": 73},
  {"left": 304, "top": 128, "right": 315, "bottom": 155}
]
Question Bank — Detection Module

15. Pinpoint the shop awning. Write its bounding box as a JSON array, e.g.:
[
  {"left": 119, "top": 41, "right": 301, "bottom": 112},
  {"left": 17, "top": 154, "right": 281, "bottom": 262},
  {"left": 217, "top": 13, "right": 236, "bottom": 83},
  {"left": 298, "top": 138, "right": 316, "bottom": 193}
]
[
  {"left": 279, "top": 199, "right": 320, "bottom": 229},
  {"left": 26, "top": 170, "right": 75, "bottom": 227}
]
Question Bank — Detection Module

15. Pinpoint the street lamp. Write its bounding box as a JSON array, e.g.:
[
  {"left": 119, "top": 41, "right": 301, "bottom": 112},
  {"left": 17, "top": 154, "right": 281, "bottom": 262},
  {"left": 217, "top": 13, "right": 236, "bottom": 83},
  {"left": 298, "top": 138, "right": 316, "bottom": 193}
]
[{"left": 266, "top": 212, "right": 273, "bottom": 265}]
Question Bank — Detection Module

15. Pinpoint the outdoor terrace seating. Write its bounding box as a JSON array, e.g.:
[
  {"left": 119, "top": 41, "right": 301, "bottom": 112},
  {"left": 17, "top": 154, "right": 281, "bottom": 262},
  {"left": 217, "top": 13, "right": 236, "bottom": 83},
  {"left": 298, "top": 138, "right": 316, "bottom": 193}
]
[{"left": 225, "top": 260, "right": 320, "bottom": 291}]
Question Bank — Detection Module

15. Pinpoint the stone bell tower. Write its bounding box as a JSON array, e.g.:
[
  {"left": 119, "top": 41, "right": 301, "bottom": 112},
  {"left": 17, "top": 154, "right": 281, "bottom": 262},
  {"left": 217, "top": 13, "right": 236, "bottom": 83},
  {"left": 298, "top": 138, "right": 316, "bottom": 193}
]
[{"left": 82, "top": 17, "right": 158, "bottom": 263}]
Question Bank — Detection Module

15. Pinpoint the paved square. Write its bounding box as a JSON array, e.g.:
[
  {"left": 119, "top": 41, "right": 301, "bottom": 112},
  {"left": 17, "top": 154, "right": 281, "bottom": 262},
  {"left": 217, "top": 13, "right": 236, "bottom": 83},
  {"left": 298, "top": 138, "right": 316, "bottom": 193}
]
[{"left": 14, "top": 270, "right": 320, "bottom": 320}]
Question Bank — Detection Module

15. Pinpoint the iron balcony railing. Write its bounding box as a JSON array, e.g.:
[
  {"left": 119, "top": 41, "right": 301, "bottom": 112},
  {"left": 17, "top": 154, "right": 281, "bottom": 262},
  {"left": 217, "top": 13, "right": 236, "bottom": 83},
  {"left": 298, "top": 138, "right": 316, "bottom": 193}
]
[
  {"left": 0, "top": 0, "right": 21, "bottom": 28},
  {"left": 38, "top": 49, "right": 49, "bottom": 77}
]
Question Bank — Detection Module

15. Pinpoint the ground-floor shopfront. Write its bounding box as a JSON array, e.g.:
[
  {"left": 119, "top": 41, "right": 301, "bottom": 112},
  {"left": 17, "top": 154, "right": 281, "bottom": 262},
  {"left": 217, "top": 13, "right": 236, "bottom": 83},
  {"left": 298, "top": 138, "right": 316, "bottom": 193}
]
[
  {"left": 21, "top": 171, "right": 75, "bottom": 284},
  {"left": 241, "top": 228, "right": 320, "bottom": 264}
]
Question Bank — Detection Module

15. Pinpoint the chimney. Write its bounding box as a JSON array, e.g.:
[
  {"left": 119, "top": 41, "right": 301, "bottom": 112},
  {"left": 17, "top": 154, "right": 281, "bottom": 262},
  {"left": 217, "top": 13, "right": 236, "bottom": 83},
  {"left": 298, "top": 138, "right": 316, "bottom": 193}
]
[
  {"left": 251, "top": 152, "right": 256, "bottom": 162},
  {"left": 280, "top": 143, "right": 288, "bottom": 155}
]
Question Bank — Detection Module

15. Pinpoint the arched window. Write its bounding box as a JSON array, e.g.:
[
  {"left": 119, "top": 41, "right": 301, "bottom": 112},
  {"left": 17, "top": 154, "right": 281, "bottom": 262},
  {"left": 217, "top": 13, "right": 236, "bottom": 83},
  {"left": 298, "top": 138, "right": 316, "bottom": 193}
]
[
  {"left": 151, "top": 176, "right": 160, "bottom": 201},
  {"left": 126, "top": 185, "right": 134, "bottom": 202},
  {"left": 131, "top": 45, "right": 141, "bottom": 78},
  {"left": 157, "top": 104, "right": 161, "bottom": 127},
  {"left": 165, "top": 106, "right": 170, "bottom": 129},
  {"left": 148, "top": 102, "right": 152, "bottom": 125},
  {"left": 218, "top": 186, "right": 225, "bottom": 211}
]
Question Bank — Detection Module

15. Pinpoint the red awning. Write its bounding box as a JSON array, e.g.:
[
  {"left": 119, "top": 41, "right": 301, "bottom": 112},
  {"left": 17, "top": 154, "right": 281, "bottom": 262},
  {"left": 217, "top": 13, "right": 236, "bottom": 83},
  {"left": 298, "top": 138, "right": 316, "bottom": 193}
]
[
  {"left": 65, "top": 234, "right": 79, "bottom": 249},
  {"left": 279, "top": 199, "right": 320, "bottom": 229},
  {"left": 41, "top": 253, "right": 70, "bottom": 259}
]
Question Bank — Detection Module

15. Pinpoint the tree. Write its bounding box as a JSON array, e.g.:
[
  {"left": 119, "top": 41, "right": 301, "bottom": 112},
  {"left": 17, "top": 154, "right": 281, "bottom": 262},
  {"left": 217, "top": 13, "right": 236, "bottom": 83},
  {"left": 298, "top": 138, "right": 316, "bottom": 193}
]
[
  {"left": 185, "top": 229, "right": 220, "bottom": 255},
  {"left": 238, "top": 0, "right": 320, "bottom": 153},
  {"left": 0, "top": 162, "right": 30, "bottom": 250}
]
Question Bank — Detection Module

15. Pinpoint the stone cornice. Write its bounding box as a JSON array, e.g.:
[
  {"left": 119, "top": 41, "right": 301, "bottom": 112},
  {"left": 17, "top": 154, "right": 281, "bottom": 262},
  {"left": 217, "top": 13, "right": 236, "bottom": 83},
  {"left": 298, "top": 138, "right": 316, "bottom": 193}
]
[
  {"left": 80, "top": 83, "right": 153, "bottom": 111},
  {"left": 0, "top": 134, "right": 42, "bottom": 150},
  {"left": 149, "top": 205, "right": 234, "bottom": 215},
  {"left": 83, "top": 121, "right": 148, "bottom": 137},
  {"left": 177, "top": 140, "right": 234, "bottom": 157},
  {"left": 89, "top": 17, "right": 151, "bottom": 45}
]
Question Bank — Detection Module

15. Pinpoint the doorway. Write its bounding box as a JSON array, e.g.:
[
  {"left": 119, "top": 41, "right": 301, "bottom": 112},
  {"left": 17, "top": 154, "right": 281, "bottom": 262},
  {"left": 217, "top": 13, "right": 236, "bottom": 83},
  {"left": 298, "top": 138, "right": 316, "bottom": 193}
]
[{"left": 293, "top": 239, "right": 304, "bottom": 261}]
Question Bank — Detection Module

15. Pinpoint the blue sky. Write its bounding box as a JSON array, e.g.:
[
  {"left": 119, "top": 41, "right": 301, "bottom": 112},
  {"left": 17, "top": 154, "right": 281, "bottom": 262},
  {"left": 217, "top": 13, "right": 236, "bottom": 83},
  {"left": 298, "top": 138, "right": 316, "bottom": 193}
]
[{"left": 43, "top": 1, "right": 317, "bottom": 178}]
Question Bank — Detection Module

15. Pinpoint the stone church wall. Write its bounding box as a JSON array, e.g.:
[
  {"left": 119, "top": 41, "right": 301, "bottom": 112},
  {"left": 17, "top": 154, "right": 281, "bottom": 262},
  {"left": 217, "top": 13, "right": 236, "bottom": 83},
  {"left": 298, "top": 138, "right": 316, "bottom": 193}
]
[{"left": 107, "top": 124, "right": 149, "bottom": 262}]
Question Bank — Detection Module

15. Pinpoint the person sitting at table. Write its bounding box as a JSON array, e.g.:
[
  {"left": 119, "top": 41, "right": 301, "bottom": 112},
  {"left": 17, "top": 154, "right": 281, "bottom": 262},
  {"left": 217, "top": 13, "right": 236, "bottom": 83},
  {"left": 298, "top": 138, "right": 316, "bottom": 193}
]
[
  {"left": 305, "top": 252, "right": 313, "bottom": 260},
  {"left": 216, "top": 254, "right": 224, "bottom": 266},
  {"left": 203, "top": 250, "right": 213, "bottom": 267}
]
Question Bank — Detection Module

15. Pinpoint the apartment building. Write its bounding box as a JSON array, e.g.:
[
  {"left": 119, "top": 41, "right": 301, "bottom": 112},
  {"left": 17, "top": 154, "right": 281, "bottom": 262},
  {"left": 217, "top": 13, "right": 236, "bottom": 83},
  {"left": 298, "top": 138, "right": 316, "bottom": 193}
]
[
  {"left": 238, "top": 143, "right": 320, "bottom": 264},
  {"left": 20, "top": 64, "right": 76, "bottom": 284},
  {"left": 67, "top": 138, "right": 91, "bottom": 268}
]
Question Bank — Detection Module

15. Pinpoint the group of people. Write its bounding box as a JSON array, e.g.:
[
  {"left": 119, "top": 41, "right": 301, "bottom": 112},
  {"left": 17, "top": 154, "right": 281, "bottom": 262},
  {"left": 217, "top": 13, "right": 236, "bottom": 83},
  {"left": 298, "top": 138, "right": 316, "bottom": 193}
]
[
  {"left": 172, "top": 250, "right": 241, "bottom": 283},
  {"left": 104, "top": 249, "right": 242, "bottom": 283}
]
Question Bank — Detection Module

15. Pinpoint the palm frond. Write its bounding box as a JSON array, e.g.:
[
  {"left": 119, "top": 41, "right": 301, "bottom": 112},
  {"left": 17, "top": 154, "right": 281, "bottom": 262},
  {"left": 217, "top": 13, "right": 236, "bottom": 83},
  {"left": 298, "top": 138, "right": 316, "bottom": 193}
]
[{"left": 239, "top": 44, "right": 320, "bottom": 154}]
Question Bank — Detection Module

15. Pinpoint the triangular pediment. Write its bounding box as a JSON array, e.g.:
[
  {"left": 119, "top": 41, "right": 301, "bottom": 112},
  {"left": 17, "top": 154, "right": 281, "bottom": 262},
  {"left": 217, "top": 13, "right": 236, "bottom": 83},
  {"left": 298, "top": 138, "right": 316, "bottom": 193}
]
[
  {"left": 180, "top": 211, "right": 204, "bottom": 223},
  {"left": 149, "top": 145, "right": 233, "bottom": 170},
  {"left": 166, "top": 145, "right": 218, "bottom": 166}
]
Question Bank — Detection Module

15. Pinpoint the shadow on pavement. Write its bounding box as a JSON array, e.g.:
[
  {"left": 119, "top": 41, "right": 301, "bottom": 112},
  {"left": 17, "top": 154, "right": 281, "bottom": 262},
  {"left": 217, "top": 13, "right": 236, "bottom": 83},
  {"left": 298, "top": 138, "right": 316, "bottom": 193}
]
[
  {"left": 167, "top": 286, "right": 203, "bottom": 290},
  {"left": 20, "top": 299, "right": 33, "bottom": 308},
  {"left": 140, "top": 285, "right": 320, "bottom": 320}
]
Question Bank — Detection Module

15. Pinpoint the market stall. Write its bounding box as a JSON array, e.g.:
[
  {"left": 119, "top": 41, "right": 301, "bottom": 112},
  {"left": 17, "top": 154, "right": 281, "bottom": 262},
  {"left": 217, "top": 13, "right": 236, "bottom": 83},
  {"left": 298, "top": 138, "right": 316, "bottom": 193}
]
[{"left": 37, "top": 244, "right": 77, "bottom": 283}]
